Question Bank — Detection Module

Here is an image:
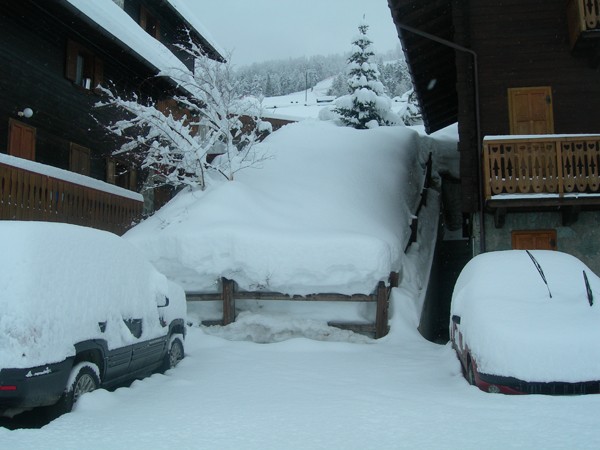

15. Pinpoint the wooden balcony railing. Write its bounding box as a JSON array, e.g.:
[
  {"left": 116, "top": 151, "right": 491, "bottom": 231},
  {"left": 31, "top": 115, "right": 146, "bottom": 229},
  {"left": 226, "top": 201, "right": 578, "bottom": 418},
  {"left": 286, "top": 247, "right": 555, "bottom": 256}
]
[
  {"left": 568, "top": 0, "right": 600, "bottom": 51},
  {"left": 483, "top": 135, "right": 600, "bottom": 202},
  {"left": 0, "top": 153, "right": 143, "bottom": 235}
]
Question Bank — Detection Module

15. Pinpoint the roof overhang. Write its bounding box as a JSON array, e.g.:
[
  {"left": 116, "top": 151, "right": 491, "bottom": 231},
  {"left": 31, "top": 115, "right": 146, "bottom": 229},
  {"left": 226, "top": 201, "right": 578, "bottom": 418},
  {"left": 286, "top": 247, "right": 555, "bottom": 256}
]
[{"left": 387, "top": 0, "right": 458, "bottom": 134}]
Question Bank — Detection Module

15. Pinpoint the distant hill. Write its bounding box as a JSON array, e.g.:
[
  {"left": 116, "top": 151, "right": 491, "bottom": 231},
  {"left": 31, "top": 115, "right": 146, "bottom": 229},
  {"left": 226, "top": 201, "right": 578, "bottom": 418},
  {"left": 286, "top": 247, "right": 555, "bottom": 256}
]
[{"left": 234, "top": 46, "right": 411, "bottom": 99}]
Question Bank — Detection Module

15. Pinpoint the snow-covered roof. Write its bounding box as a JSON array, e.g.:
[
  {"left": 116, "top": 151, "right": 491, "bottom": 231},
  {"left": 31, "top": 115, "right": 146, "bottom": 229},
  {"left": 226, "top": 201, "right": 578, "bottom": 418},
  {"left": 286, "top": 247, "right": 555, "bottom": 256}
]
[
  {"left": 125, "top": 120, "right": 457, "bottom": 296},
  {"left": 63, "top": 0, "right": 223, "bottom": 80},
  {"left": 164, "top": 0, "right": 226, "bottom": 60}
]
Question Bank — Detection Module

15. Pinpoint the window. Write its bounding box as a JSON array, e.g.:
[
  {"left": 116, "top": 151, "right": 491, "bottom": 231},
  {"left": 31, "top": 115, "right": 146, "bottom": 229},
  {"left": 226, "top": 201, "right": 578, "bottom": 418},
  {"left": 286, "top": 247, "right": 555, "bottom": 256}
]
[
  {"left": 65, "top": 39, "right": 103, "bottom": 91},
  {"left": 140, "top": 6, "right": 160, "bottom": 40},
  {"left": 507, "top": 86, "right": 554, "bottom": 135},
  {"left": 512, "top": 230, "right": 557, "bottom": 251},
  {"left": 69, "top": 143, "right": 91, "bottom": 176},
  {"left": 8, "top": 119, "right": 36, "bottom": 161},
  {"left": 106, "top": 158, "right": 138, "bottom": 191}
]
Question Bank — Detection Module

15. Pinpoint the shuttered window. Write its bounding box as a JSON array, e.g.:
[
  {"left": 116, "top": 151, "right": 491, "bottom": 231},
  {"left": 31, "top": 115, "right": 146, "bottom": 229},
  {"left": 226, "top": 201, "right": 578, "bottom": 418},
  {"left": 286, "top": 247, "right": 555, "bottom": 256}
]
[
  {"left": 512, "top": 230, "right": 557, "bottom": 250},
  {"left": 65, "top": 39, "right": 104, "bottom": 91},
  {"left": 69, "top": 143, "right": 91, "bottom": 176},
  {"left": 508, "top": 86, "right": 554, "bottom": 135},
  {"left": 140, "top": 6, "right": 161, "bottom": 40},
  {"left": 8, "top": 119, "right": 36, "bottom": 161}
]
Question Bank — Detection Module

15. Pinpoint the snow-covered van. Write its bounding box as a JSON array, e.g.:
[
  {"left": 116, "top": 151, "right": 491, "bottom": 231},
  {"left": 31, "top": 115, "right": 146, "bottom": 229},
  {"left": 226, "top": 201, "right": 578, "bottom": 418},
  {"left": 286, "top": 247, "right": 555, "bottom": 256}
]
[{"left": 0, "top": 222, "right": 186, "bottom": 418}]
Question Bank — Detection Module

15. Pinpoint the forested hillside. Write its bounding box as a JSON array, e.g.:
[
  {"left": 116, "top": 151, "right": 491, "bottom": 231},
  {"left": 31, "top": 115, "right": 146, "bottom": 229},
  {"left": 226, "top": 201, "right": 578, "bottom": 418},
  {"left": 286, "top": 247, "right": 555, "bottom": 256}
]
[{"left": 234, "top": 46, "right": 412, "bottom": 99}]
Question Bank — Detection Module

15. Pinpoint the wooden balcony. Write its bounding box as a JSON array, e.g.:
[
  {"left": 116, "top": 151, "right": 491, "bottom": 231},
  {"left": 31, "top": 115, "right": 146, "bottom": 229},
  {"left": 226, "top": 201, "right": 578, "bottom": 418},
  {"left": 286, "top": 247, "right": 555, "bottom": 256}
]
[
  {"left": 0, "top": 153, "right": 143, "bottom": 235},
  {"left": 483, "top": 135, "right": 600, "bottom": 224},
  {"left": 567, "top": 0, "right": 600, "bottom": 56}
]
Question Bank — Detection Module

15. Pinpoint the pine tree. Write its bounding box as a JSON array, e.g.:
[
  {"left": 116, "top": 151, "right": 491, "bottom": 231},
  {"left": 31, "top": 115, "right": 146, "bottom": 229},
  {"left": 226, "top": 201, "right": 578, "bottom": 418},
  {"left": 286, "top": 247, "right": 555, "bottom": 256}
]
[
  {"left": 333, "top": 20, "right": 393, "bottom": 129},
  {"left": 327, "top": 73, "right": 348, "bottom": 97}
]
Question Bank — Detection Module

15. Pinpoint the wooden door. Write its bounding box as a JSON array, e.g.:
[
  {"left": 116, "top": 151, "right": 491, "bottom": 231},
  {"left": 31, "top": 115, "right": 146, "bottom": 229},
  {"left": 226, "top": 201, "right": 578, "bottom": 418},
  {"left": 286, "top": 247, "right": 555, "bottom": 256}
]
[
  {"left": 8, "top": 119, "right": 36, "bottom": 160},
  {"left": 512, "top": 230, "right": 557, "bottom": 250},
  {"left": 508, "top": 87, "right": 554, "bottom": 135},
  {"left": 70, "top": 143, "right": 91, "bottom": 176}
]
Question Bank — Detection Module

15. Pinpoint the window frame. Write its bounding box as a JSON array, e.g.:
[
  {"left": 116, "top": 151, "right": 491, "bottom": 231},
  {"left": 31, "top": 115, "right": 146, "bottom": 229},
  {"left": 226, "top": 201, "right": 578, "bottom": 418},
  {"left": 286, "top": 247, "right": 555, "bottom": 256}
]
[{"left": 65, "top": 39, "right": 104, "bottom": 92}]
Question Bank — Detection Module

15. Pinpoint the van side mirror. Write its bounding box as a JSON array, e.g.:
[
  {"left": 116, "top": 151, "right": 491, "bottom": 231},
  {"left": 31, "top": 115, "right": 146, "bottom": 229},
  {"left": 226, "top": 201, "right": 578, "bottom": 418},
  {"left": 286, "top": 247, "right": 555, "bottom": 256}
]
[{"left": 451, "top": 315, "right": 461, "bottom": 325}]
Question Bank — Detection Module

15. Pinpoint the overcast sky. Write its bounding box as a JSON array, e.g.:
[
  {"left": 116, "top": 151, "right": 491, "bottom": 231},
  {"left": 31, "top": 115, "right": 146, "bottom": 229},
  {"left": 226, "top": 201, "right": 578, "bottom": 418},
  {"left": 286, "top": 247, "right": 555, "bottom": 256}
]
[{"left": 188, "top": 1, "right": 401, "bottom": 67}]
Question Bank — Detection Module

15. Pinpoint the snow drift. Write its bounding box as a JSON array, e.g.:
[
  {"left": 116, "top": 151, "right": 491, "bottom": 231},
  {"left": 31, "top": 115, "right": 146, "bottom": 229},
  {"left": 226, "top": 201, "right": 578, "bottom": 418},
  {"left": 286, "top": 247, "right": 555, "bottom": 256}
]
[{"left": 125, "top": 120, "right": 435, "bottom": 295}]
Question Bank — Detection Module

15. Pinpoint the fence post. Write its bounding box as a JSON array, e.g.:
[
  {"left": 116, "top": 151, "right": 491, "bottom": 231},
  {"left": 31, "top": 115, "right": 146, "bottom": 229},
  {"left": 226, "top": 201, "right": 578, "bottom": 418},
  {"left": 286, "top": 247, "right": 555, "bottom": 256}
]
[
  {"left": 375, "top": 281, "right": 389, "bottom": 338},
  {"left": 222, "top": 278, "right": 236, "bottom": 325}
]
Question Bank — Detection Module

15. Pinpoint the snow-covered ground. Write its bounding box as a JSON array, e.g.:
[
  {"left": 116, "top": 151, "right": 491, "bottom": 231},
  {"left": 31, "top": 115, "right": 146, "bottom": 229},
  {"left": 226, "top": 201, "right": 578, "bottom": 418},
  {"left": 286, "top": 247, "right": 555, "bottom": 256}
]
[
  {"left": 260, "top": 77, "right": 410, "bottom": 122},
  {"left": 4, "top": 120, "right": 600, "bottom": 448},
  {"left": 3, "top": 298, "right": 600, "bottom": 449}
]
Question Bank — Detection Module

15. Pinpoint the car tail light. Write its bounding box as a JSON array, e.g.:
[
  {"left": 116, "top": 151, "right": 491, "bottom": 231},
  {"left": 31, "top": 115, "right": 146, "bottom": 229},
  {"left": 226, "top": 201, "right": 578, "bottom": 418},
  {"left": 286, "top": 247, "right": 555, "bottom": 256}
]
[{"left": 0, "top": 385, "right": 17, "bottom": 391}]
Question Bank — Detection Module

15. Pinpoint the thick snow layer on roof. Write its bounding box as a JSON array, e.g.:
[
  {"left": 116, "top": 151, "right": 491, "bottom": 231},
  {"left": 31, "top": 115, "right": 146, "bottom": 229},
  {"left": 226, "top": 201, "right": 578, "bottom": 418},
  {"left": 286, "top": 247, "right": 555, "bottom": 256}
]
[
  {"left": 0, "top": 222, "right": 171, "bottom": 368},
  {"left": 165, "top": 0, "right": 226, "bottom": 58},
  {"left": 451, "top": 250, "right": 600, "bottom": 382},
  {"left": 125, "top": 120, "right": 455, "bottom": 296},
  {"left": 65, "top": 0, "right": 190, "bottom": 75},
  {"left": 0, "top": 153, "right": 142, "bottom": 202}
]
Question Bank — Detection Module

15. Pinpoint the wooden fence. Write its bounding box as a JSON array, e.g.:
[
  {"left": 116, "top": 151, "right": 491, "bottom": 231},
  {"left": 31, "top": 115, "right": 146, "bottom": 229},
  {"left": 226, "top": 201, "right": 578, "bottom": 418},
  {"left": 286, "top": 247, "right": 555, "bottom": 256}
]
[
  {"left": 483, "top": 135, "right": 600, "bottom": 200},
  {"left": 0, "top": 158, "right": 142, "bottom": 235},
  {"left": 187, "top": 273, "right": 399, "bottom": 339}
]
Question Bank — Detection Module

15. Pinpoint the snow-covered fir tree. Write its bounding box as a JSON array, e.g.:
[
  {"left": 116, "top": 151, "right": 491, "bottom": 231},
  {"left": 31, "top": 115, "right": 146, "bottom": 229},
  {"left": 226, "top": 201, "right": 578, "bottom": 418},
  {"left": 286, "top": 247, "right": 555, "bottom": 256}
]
[
  {"left": 333, "top": 20, "right": 396, "bottom": 129},
  {"left": 327, "top": 73, "right": 348, "bottom": 97},
  {"left": 96, "top": 36, "right": 270, "bottom": 191}
]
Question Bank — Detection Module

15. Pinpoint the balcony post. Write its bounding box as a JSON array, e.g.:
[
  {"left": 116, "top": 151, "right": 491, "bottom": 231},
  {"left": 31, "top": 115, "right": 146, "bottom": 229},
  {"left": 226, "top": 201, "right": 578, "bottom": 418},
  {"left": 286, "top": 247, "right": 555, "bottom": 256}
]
[{"left": 556, "top": 140, "right": 565, "bottom": 197}]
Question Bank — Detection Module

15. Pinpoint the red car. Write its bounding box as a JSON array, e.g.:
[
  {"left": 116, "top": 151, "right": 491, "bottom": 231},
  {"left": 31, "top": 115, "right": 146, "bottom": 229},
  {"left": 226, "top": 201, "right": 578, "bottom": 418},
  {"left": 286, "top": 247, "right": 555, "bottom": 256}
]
[{"left": 450, "top": 250, "right": 600, "bottom": 395}]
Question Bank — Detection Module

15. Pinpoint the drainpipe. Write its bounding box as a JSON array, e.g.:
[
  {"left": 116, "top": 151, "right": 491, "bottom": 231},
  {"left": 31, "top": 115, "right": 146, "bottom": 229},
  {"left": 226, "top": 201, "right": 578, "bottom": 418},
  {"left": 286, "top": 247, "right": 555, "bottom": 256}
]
[{"left": 394, "top": 21, "right": 486, "bottom": 254}]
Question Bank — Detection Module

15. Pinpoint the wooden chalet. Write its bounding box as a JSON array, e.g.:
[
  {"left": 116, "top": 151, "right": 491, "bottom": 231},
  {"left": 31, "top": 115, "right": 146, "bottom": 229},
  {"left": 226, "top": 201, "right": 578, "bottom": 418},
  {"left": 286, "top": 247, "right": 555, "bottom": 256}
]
[
  {"left": 0, "top": 0, "right": 223, "bottom": 234},
  {"left": 388, "top": 0, "right": 600, "bottom": 274}
]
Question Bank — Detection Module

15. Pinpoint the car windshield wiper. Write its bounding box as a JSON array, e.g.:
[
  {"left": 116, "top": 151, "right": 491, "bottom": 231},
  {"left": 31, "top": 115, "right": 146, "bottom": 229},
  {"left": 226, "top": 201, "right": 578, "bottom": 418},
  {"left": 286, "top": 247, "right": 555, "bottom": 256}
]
[
  {"left": 584, "top": 270, "right": 594, "bottom": 306},
  {"left": 526, "top": 250, "right": 552, "bottom": 299}
]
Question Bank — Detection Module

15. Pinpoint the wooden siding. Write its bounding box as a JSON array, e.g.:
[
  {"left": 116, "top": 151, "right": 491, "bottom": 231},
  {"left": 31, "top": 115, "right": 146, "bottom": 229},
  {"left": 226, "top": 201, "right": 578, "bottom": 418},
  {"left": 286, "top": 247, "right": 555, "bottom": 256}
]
[
  {"left": 451, "top": 0, "right": 600, "bottom": 212},
  {"left": 467, "top": 0, "right": 600, "bottom": 137},
  {"left": 0, "top": 0, "right": 182, "bottom": 204}
]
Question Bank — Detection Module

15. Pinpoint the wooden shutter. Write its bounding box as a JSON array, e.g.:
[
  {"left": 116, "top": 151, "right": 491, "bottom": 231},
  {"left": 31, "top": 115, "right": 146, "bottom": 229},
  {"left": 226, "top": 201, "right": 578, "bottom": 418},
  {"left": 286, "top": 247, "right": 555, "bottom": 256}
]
[
  {"left": 508, "top": 87, "right": 554, "bottom": 135},
  {"left": 512, "top": 230, "right": 557, "bottom": 250},
  {"left": 140, "top": 6, "right": 160, "bottom": 39},
  {"left": 129, "top": 168, "right": 138, "bottom": 191},
  {"left": 8, "top": 119, "right": 36, "bottom": 160},
  {"left": 94, "top": 56, "right": 104, "bottom": 89},
  {"left": 65, "top": 39, "right": 80, "bottom": 82},
  {"left": 69, "top": 143, "right": 91, "bottom": 176},
  {"left": 106, "top": 158, "right": 116, "bottom": 184}
]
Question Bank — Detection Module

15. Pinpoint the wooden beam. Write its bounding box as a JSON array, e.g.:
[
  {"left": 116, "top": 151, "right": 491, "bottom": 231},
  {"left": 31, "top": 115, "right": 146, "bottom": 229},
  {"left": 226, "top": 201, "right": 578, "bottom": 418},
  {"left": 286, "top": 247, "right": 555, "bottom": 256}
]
[
  {"left": 233, "top": 292, "right": 375, "bottom": 302},
  {"left": 375, "top": 281, "right": 390, "bottom": 339},
  {"left": 222, "top": 278, "right": 235, "bottom": 325},
  {"left": 328, "top": 322, "right": 376, "bottom": 336}
]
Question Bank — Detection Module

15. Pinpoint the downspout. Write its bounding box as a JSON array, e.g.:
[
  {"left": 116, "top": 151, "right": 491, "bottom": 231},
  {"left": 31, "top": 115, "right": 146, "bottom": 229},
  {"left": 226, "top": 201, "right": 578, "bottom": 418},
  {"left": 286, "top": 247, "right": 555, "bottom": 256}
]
[{"left": 394, "top": 22, "right": 486, "bottom": 253}]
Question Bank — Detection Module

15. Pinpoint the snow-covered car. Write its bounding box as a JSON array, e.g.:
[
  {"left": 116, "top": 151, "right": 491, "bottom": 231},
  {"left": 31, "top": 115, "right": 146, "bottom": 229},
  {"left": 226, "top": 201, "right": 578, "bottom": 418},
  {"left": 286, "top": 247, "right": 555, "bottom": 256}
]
[
  {"left": 450, "top": 250, "right": 600, "bottom": 395},
  {"left": 0, "top": 222, "right": 186, "bottom": 418}
]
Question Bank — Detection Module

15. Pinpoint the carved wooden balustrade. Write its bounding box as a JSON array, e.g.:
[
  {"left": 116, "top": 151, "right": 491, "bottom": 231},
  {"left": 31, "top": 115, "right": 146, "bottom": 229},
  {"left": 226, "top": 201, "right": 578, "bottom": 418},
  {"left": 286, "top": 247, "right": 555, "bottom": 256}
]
[
  {"left": 483, "top": 135, "right": 600, "bottom": 201},
  {"left": 568, "top": 0, "right": 600, "bottom": 51},
  {"left": 1, "top": 153, "right": 143, "bottom": 235}
]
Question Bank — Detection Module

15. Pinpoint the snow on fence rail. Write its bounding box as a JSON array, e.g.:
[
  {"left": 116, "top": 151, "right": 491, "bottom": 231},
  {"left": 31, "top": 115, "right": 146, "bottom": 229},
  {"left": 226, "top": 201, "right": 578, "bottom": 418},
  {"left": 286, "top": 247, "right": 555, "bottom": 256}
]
[
  {"left": 0, "top": 153, "right": 143, "bottom": 235},
  {"left": 187, "top": 273, "right": 399, "bottom": 339}
]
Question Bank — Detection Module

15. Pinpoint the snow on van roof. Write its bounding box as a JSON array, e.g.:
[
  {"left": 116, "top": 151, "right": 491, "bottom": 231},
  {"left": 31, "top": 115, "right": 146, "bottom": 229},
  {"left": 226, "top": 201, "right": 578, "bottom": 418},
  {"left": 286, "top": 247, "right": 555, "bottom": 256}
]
[{"left": 0, "top": 222, "right": 169, "bottom": 368}]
